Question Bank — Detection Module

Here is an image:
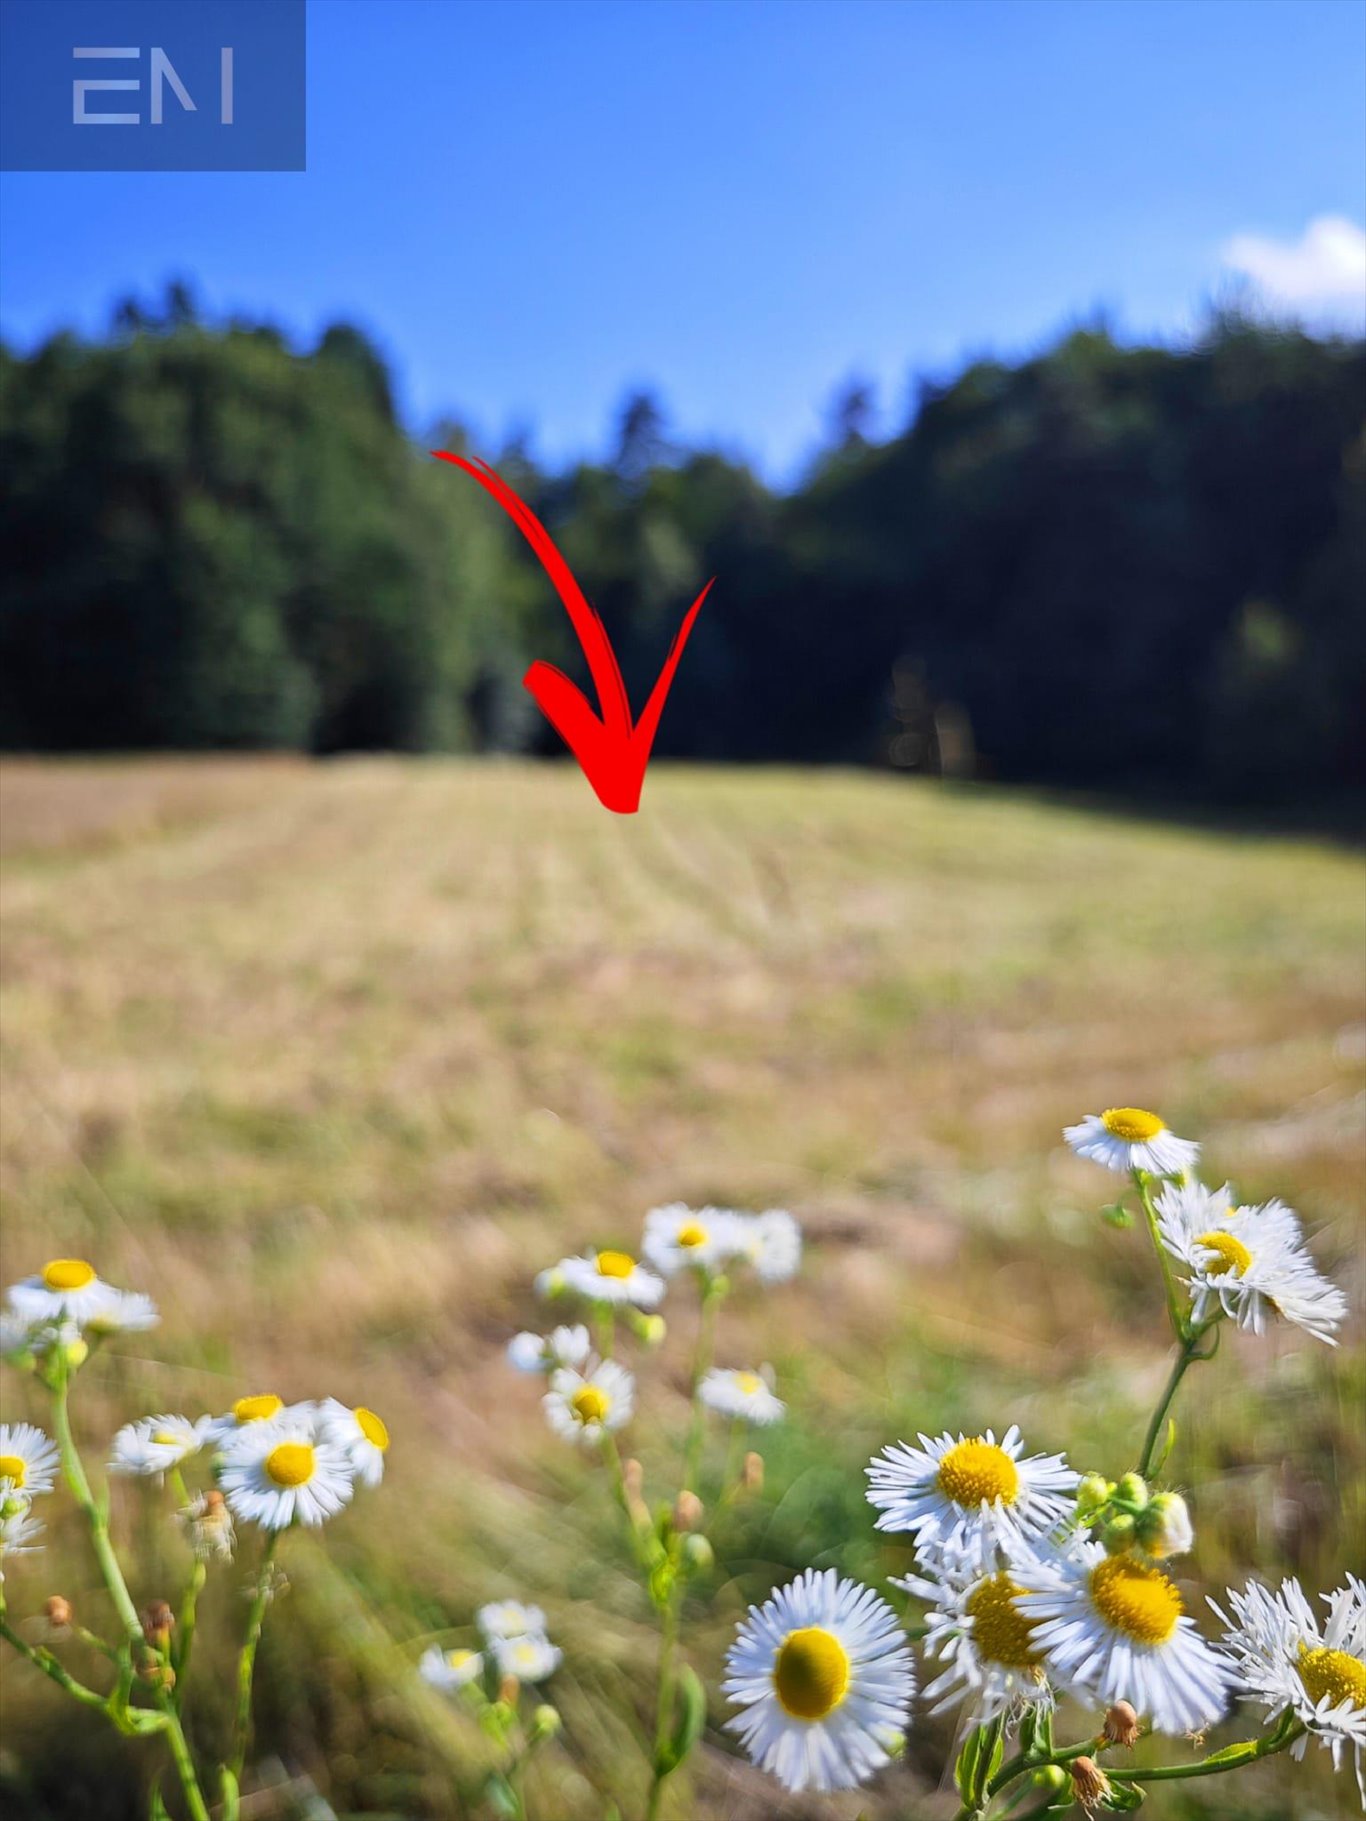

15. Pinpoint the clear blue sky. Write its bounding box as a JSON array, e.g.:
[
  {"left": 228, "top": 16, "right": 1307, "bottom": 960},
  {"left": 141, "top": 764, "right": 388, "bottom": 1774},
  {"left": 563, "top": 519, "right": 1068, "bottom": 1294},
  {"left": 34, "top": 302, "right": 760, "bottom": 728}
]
[{"left": 2, "top": 0, "right": 1363, "bottom": 481}]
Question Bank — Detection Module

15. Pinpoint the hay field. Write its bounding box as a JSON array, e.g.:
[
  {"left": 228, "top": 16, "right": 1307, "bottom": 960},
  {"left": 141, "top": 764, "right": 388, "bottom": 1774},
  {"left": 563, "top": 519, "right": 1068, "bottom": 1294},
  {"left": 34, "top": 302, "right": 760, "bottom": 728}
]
[{"left": 1, "top": 757, "right": 1362, "bottom": 1819}]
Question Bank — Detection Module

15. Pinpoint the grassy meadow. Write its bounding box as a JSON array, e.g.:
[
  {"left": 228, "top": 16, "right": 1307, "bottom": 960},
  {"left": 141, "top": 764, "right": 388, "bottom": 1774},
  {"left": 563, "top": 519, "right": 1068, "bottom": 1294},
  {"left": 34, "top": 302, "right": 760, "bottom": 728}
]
[{"left": 1, "top": 757, "right": 1362, "bottom": 1820}]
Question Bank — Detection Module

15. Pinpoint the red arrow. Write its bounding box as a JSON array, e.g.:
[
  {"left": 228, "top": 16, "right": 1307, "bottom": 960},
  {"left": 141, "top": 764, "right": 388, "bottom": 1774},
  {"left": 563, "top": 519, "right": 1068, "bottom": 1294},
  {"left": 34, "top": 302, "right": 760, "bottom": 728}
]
[{"left": 432, "top": 451, "right": 712, "bottom": 814}]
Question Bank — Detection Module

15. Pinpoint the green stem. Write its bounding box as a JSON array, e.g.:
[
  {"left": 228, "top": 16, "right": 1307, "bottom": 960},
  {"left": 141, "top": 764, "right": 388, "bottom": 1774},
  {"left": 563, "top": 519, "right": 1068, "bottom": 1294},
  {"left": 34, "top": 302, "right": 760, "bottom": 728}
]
[
  {"left": 51, "top": 1376, "right": 143, "bottom": 1648},
  {"left": 172, "top": 1559, "right": 206, "bottom": 1710},
  {"left": 645, "top": 1589, "right": 681, "bottom": 1821},
  {"left": 1134, "top": 1172, "right": 1189, "bottom": 1344},
  {"left": 0, "top": 1613, "right": 111, "bottom": 1712},
  {"left": 229, "top": 1530, "right": 279, "bottom": 1781},
  {"left": 594, "top": 1304, "right": 616, "bottom": 1361},
  {"left": 1137, "top": 1315, "right": 1219, "bottom": 1479},
  {"left": 681, "top": 1281, "right": 723, "bottom": 1494},
  {"left": 1107, "top": 1721, "right": 1306, "bottom": 1782}
]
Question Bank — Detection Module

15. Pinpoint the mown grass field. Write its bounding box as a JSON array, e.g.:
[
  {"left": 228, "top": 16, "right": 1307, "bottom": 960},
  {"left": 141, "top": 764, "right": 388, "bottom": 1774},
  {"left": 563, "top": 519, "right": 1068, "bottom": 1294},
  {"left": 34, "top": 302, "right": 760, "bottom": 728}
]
[{"left": 1, "top": 757, "right": 1362, "bottom": 1820}]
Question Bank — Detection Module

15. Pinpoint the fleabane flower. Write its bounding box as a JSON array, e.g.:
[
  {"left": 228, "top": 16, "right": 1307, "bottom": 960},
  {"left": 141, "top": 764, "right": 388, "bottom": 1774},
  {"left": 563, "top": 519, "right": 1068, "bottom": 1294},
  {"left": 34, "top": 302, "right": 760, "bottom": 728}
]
[
  {"left": 493, "top": 1632, "right": 562, "bottom": 1682},
  {"left": 699, "top": 1367, "right": 785, "bottom": 1426},
  {"left": 216, "top": 1420, "right": 355, "bottom": 1530},
  {"left": 641, "top": 1203, "right": 742, "bottom": 1276},
  {"left": 6, "top": 1258, "right": 121, "bottom": 1328},
  {"left": 543, "top": 1360, "right": 634, "bottom": 1445},
  {"left": 731, "top": 1208, "right": 802, "bottom": 1283},
  {"left": 724, "top": 1567, "right": 915, "bottom": 1793},
  {"left": 0, "top": 1505, "right": 44, "bottom": 1573},
  {"left": 1016, "top": 1541, "right": 1229, "bottom": 1735},
  {"left": 506, "top": 1325, "right": 591, "bottom": 1374},
  {"left": 897, "top": 1553, "right": 1052, "bottom": 1725},
  {"left": 1213, "top": 1575, "right": 1365, "bottom": 1799},
  {"left": 0, "top": 1423, "right": 60, "bottom": 1499},
  {"left": 555, "top": 1249, "right": 664, "bottom": 1308},
  {"left": 202, "top": 1393, "right": 316, "bottom": 1447},
  {"left": 1136, "top": 1491, "right": 1194, "bottom": 1561},
  {"left": 1064, "top": 1109, "right": 1199, "bottom": 1178},
  {"left": 109, "top": 1414, "right": 207, "bottom": 1478},
  {"left": 1156, "top": 1181, "right": 1347, "bottom": 1345},
  {"left": 317, "top": 1399, "right": 390, "bottom": 1487},
  {"left": 477, "top": 1600, "right": 547, "bottom": 1642},
  {"left": 85, "top": 1289, "right": 159, "bottom": 1337},
  {"left": 420, "top": 1643, "right": 484, "bottom": 1692},
  {"left": 867, "top": 1427, "right": 1078, "bottom": 1571}
]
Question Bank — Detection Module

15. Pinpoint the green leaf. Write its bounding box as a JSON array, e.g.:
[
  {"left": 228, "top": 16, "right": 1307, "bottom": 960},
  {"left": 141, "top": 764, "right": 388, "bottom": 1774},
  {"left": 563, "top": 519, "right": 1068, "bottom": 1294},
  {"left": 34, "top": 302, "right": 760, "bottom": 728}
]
[
  {"left": 219, "top": 1766, "right": 241, "bottom": 1821},
  {"left": 1191, "top": 1742, "right": 1256, "bottom": 1769},
  {"left": 149, "top": 1782, "right": 172, "bottom": 1821},
  {"left": 1151, "top": 1417, "right": 1178, "bottom": 1474},
  {"left": 954, "top": 1726, "right": 983, "bottom": 1802},
  {"left": 658, "top": 1665, "right": 706, "bottom": 1774},
  {"left": 483, "top": 1770, "right": 520, "bottom": 1818},
  {"left": 1103, "top": 1782, "right": 1145, "bottom": 1810}
]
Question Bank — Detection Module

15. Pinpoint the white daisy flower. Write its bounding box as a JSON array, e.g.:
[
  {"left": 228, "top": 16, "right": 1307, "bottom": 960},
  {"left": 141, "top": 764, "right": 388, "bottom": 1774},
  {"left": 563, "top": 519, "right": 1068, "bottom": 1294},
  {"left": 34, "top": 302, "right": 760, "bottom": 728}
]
[
  {"left": 316, "top": 1399, "right": 390, "bottom": 1487},
  {"left": 1213, "top": 1575, "right": 1365, "bottom": 1799},
  {"left": 1, "top": 1309, "right": 37, "bottom": 1359},
  {"left": 1064, "top": 1108, "right": 1200, "bottom": 1178},
  {"left": 1156, "top": 1181, "right": 1347, "bottom": 1345},
  {"left": 543, "top": 1360, "right": 634, "bottom": 1445},
  {"left": 6, "top": 1258, "right": 121, "bottom": 1328},
  {"left": 0, "top": 1423, "right": 60, "bottom": 1499},
  {"left": 724, "top": 1567, "right": 915, "bottom": 1793},
  {"left": 109, "top": 1414, "right": 207, "bottom": 1478},
  {"left": 895, "top": 1554, "right": 1053, "bottom": 1724},
  {"left": 493, "top": 1632, "right": 562, "bottom": 1682},
  {"left": 641, "top": 1203, "right": 743, "bottom": 1276},
  {"left": 867, "top": 1427, "right": 1078, "bottom": 1571},
  {"left": 216, "top": 1420, "right": 356, "bottom": 1530},
  {"left": 555, "top": 1249, "right": 664, "bottom": 1309},
  {"left": 0, "top": 1504, "right": 44, "bottom": 1573},
  {"left": 477, "top": 1600, "right": 548, "bottom": 1642},
  {"left": 1016, "top": 1541, "right": 1230, "bottom": 1735},
  {"left": 730, "top": 1209, "right": 802, "bottom": 1283},
  {"left": 420, "top": 1643, "right": 485, "bottom": 1692},
  {"left": 506, "top": 1325, "right": 591, "bottom": 1374},
  {"left": 85, "top": 1288, "right": 159, "bottom": 1337},
  {"left": 201, "top": 1393, "right": 317, "bottom": 1447},
  {"left": 699, "top": 1367, "right": 786, "bottom": 1426}
]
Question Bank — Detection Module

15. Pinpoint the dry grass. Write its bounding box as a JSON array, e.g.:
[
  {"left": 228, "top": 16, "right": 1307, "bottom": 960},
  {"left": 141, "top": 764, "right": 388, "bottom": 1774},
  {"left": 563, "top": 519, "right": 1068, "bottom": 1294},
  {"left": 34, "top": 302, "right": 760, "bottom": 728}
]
[{"left": 1, "top": 757, "right": 1362, "bottom": 1820}]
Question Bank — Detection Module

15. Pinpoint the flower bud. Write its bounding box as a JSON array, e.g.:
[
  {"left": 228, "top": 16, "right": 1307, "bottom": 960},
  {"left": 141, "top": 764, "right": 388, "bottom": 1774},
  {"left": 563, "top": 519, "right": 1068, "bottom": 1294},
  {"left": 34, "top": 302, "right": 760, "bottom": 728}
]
[
  {"left": 638, "top": 1314, "right": 666, "bottom": 1348},
  {"left": 0, "top": 1493, "right": 27, "bottom": 1521},
  {"left": 1075, "top": 1472, "right": 1112, "bottom": 1516},
  {"left": 1070, "top": 1756, "right": 1112, "bottom": 1811},
  {"left": 1100, "top": 1513, "right": 1136, "bottom": 1553},
  {"left": 1136, "top": 1491, "right": 1193, "bottom": 1560},
  {"left": 497, "top": 1675, "right": 520, "bottom": 1706},
  {"left": 44, "top": 1595, "right": 73, "bottom": 1630},
  {"left": 1114, "top": 1471, "right": 1148, "bottom": 1509},
  {"left": 681, "top": 1533, "right": 714, "bottom": 1570},
  {"left": 530, "top": 1704, "right": 562, "bottom": 1741},
  {"left": 138, "top": 1660, "right": 176, "bottom": 1691},
  {"left": 142, "top": 1600, "right": 175, "bottom": 1654},
  {"left": 742, "top": 1451, "right": 764, "bottom": 1494},
  {"left": 1101, "top": 1203, "right": 1134, "bottom": 1229},
  {"left": 623, "top": 1457, "right": 645, "bottom": 1499},
  {"left": 673, "top": 1489, "right": 703, "bottom": 1533},
  {"left": 1031, "top": 1764, "right": 1068, "bottom": 1791},
  {"left": 1103, "top": 1700, "right": 1141, "bottom": 1748}
]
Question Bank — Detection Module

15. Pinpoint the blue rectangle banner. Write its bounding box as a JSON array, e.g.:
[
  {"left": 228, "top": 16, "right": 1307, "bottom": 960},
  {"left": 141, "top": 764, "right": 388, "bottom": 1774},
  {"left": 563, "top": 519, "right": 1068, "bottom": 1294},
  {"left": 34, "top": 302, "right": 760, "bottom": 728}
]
[{"left": 0, "top": 0, "right": 306, "bottom": 171}]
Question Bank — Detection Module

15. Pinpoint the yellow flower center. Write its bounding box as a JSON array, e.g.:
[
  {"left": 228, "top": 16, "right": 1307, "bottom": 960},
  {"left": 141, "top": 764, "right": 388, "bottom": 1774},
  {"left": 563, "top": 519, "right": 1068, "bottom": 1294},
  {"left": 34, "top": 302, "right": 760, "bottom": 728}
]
[
  {"left": 595, "top": 1250, "right": 635, "bottom": 1279},
  {"left": 0, "top": 1455, "right": 27, "bottom": 1486},
  {"left": 773, "top": 1626, "right": 851, "bottom": 1719},
  {"left": 1088, "top": 1556, "right": 1182, "bottom": 1644},
  {"left": 571, "top": 1386, "right": 610, "bottom": 1424},
  {"left": 42, "top": 1258, "right": 96, "bottom": 1291},
  {"left": 356, "top": 1407, "right": 389, "bottom": 1451},
  {"left": 1195, "top": 1231, "right": 1252, "bottom": 1276},
  {"left": 232, "top": 1394, "right": 283, "bottom": 1425},
  {"left": 677, "top": 1222, "right": 709, "bottom": 1248},
  {"left": 151, "top": 1430, "right": 182, "bottom": 1447},
  {"left": 735, "top": 1372, "right": 764, "bottom": 1395},
  {"left": 1101, "top": 1108, "right": 1165, "bottom": 1142},
  {"left": 1297, "top": 1646, "right": 1366, "bottom": 1711},
  {"left": 937, "top": 1438, "right": 1020, "bottom": 1507},
  {"left": 965, "top": 1573, "right": 1041, "bottom": 1669},
  {"left": 264, "top": 1442, "right": 315, "bottom": 1488}
]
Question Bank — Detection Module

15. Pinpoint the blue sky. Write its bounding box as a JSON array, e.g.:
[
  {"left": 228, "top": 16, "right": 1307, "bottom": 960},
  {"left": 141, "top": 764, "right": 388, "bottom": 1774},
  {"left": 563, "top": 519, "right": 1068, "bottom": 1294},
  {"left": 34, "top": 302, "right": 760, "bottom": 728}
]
[{"left": 2, "top": 0, "right": 1363, "bottom": 481}]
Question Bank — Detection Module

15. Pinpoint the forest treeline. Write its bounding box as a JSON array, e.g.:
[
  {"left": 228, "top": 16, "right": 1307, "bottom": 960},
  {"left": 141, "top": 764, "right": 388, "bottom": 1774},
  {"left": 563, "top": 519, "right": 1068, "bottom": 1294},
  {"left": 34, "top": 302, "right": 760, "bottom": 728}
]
[{"left": 2, "top": 287, "right": 1363, "bottom": 804}]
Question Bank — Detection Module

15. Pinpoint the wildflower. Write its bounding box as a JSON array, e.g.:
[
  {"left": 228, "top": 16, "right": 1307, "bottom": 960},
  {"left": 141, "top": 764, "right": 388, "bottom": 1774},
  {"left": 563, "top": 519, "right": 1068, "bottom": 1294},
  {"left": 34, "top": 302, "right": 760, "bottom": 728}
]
[
  {"left": 1156, "top": 1181, "right": 1347, "bottom": 1345},
  {"left": 420, "top": 1644, "right": 484, "bottom": 1692},
  {"left": 1137, "top": 1491, "right": 1194, "bottom": 1560},
  {"left": 493, "top": 1632, "right": 562, "bottom": 1682},
  {"left": 216, "top": 1420, "right": 355, "bottom": 1530},
  {"left": 477, "top": 1601, "right": 547, "bottom": 1642},
  {"left": 543, "top": 1360, "right": 634, "bottom": 1445},
  {"left": 1070, "top": 1756, "right": 1112, "bottom": 1812},
  {"left": 1213, "top": 1575, "right": 1365, "bottom": 1799},
  {"left": 316, "top": 1399, "right": 390, "bottom": 1487},
  {"left": 555, "top": 1250, "right": 664, "bottom": 1309},
  {"left": 0, "top": 1505, "right": 44, "bottom": 1573},
  {"left": 731, "top": 1209, "right": 802, "bottom": 1283},
  {"left": 505, "top": 1325, "right": 591, "bottom": 1374},
  {"left": 0, "top": 1423, "right": 60, "bottom": 1499},
  {"left": 895, "top": 1556, "right": 1052, "bottom": 1724},
  {"left": 109, "top": 1414, "right": 207, "bottom": 1478},
  {"left": 6, "top": 1259, "right": 122, "bottom": 1329},
  {"left": 1064, "top": 1109, "right": 1199, "bottom": 1178},
  {"left": 724, "top": 1567, "right": 915, "bottom": 1793},
  {"left": 1016, "top": 1540, "right": 1229, "bottom": 1735},
  {"left": 699, "top": 1367, "right": 785, "bottom": 1426},
  {"left": 178, "top": 1488, "right": 235, "bottom": 1561},
  {"left": 84, "top": 1289, "right": 159, "bottom": 1337},
  {"left": 201, "top": 1394, "right": 315, "bottom": 1447},
  {"left": 1103, "top": 1699, "right": 1142, "bottom": 1747},
  {"left": 867, "top": 1427, "right": 1078, "bottom": 1572},
  {"left": 641, "top": 1203, "right": 741, "bottom": 1276}
]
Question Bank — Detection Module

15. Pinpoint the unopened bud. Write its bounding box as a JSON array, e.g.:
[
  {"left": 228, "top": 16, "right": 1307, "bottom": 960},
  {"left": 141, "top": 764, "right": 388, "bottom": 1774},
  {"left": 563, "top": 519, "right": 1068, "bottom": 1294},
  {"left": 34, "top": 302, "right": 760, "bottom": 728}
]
[
  {"left": 623, "top": 1457, "right": 645, "bottom": 1499},
  {"left": 531, "top": 1703, "right": 562, "bottom": 1741},
  {"left": 681, "top": 1533, "right": 714, "bottom": 1570},
  {"left": 1100, "top": 1513, "right": 1136, "bottom": 1553},
  {"left": 64, "top": 1337, "right": 90, "bottom": 1369},
  {"left": 673, "top": 1489, "right": 703, "bottom": 1533},
  {"left": 1070, "top": 1757, "right": 1112, "bottom": 1811},
  {"left": 1075, "top": 1473, "right": 1112, "bottom": 1516},
  {"left": 138, "top": 1659, "right": 176, "bottom": 1690},
  {"left": 141, "top": 1600, "right": 174, "bottom": 1653},
  {"left": 742, "top": 1451, "right": 764, "bottom": 1494},
  {"left": 1031, "top": 1764, "right": 1068, "bottom": 1791},
  {"left": 1136, "top": 1491, "right": 1193, "bottom": 1560},
  {"left": 0, "top": 1493, "right": 27, "bottom": 1521},
  {"left": 44, "top": 1595, "right": 73, "bottom": 1629},
  {"left": 498, "top": 1674, "right": 520, "bottom": 1705},
  {"left": 1103, "top": 1700, "right": 1141, "bottom": 1748},
  {"left": 638, "top": 1314, "right": 666, "bottom": 1347},
  {"left": 1114, "top": 1471, "right": 1148, "bottom": 1510},
  {"left": 1101, "top": 1203, "right": 1134, "bottom": 1229}
]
